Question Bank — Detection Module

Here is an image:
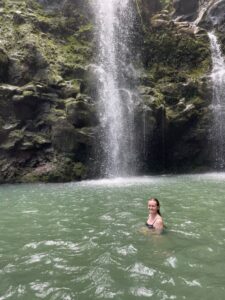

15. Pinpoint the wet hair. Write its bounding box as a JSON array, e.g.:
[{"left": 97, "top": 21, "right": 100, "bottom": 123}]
[{"left": 148, "top": 198, "right": 161, "bottom": 216}]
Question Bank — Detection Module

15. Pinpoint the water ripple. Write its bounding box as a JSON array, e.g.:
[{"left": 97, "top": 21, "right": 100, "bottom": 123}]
[
  {"left": 181, "top": 277, "right": 202, "bottom": 287},
  {"left": 116, "top": 244, "right": 137, "bottom": 256},
  {"left": 99, "top": 214, "right": 114, "bottom": 221},
  {"left": 93, "top": 252, "right": 119, "bottom": 266},
  {"left": 164, "top": 256, "right": 177, "bottom": 269},
  {"left": 129, "top": 262, "right": 156, "bottom": 277},
  {"left": 161, "top": 277, "right": 176, "bottom": 286},
  {"left": 29, "top": 281, "right": 75, "bottom": 299},
  {"left": 24, "top": 240, "right": 80, "bottom": 252},
  {"left": 170, "top": 229, "right": 200, "bottom": 238},
  {"left": 0, "top": 286, "right": 19, "bottom": 300},
  {"left": 78, "top": 266, "right": 118, "bottom": 298},
  {"left": 130, "top": 286, "right": 154, "bottom": 297},
  {"left": 21, "top": 210, "right": 38, "bottom": 214},
  {"left": 1, "top": 174, "right": 225, "bottom": 299},
  {"left": 24, "top": 253, "right": 49, "bottom": 265},
  {"left": 2, "top": 264, "right": 16, "bottom": 274},
  {"left": 53, "top": 263, "right": 80, "bottom": 274}
]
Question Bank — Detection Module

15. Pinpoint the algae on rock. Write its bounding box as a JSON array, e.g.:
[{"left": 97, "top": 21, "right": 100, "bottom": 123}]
[
  {"left": 0, "top": 0, "right": 95, "bottom": 183},
  {"left": 0, "top": 0, "right": 219, "bottom": 182}
]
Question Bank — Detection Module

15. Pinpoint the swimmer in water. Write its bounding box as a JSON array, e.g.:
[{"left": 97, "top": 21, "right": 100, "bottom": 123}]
[{"left": 146, "top": 198, "right": 164, "bottom": 233}]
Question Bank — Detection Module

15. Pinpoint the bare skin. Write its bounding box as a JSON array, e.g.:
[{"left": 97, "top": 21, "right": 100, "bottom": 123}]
[{"left": 146, "top": 199, "right": 164, "bottom": 232}]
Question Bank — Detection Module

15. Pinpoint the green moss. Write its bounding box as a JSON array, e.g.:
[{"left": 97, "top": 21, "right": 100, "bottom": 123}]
[
  {"left": 75, "top": 23, "right": 93, "bottom": 40},
  {"left": 0, "top": 50, "right": 8, "bottom": 64},
  {"left": 0, "top": 130, "right": 24, "bottom": 150},
  {"left": 27, "top": 0, "right": 43, "bottom": 11},
  {"left": 72, "top": 162, "right": 87, "bottom": 179},
  {"left": 186, "top": 96, "right": 204, "bottom": 108},
  {"left": 145, "top": 28, "right": 210, "bottom": 72},
  {"left": 142, "top": 20, "right": 211, "bottom": 118},
  {"left": 0, "top": 0, "right": 93, "bottom": 85},
  {"left": 63, "top": 36, "right": 92, "bottom": 64},
  {"left": 160, "top": 0, "right": 174, "bottom": 11},
  {"left": 22, "top": 90, "right": 34, "bottom": 97},
  {"left": 22, "top": 158, "right": 87, "bottom": 183}
]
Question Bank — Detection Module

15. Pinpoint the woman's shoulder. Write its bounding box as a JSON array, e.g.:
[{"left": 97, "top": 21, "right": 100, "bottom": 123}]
[
  {"left": 156, "top": 214, "right": 163, "bottom": 222},
  {"left": 155, "top": 215, "right": 164, "bottom": 228}
]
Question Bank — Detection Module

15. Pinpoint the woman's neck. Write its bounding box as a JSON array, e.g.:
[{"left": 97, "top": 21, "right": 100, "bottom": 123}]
[{"left": 149, "top": 212, "right": 157, "bottom": 219}]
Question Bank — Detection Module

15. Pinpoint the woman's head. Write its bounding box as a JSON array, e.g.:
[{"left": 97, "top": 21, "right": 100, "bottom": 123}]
[{"left": 148, "top": 198, "right": 161, "bottom": 216}]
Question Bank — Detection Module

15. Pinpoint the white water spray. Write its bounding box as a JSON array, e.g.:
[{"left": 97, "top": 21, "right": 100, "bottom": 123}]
[
  {"left": 92, "top": 0, "right": 139, "bottom": 177},
  {"left": 208, "top": 31, "right": 225, "bottom": 169}
]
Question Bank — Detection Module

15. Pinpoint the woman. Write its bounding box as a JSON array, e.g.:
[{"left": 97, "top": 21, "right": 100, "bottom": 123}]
[{"left": 146, "top": 198, "right": 164, "bottom": 232}]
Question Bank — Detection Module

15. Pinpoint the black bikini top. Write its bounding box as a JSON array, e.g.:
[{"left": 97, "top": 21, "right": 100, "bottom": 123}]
[
  {"left": 145, "top": 222, "right": 154, "bottom": 229},
  {"left": 145, "top": 217, "right": 158, "bottom": 229}
]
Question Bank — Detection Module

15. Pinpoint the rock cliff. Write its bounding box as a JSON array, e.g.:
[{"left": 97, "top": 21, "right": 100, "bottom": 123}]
[{"left": 0, "top": 0, "right": 223, "bottom": 182}]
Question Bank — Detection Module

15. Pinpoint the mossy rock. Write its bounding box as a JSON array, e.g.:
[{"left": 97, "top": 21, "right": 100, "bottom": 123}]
[
  {"left": 72, "top": 162, "right": 87, "bottom": 180},
  {"left": 22, "top": 159, "right": 87, "bottom": 182},
  {"left": 60, "top": 80, "right": 81, "bottom": 98},
  {"left": 0, "top": 130, "right": 24, "bottom": 151},
  {"left": 52, "top": 119, "right": 78, "bottom": 153},
  {"left": 66, "top": 99, "right": 97, "bottom": 128},
  {"left": 0, "top": 48, "right": 9, "bottom": 82},
  {"left": 143, "top": 24, "right": 210, "bottom": 75},
  {"left": 12, "top": 94, "right": 39, "bottom": 121}
]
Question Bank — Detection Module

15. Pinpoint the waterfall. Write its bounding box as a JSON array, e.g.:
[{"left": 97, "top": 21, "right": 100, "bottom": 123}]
[
  {"left": 91, "top": 0, "right": 139, "bottom": 177},
  {"left": 208, "top": 31, "right": 225, "bottom": 169}
]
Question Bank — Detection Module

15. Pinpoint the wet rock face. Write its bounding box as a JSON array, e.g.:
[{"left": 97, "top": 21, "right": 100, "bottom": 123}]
[
  {"left": 204, "top": 0, "right": 225, "bottom": 31},
  {"left": 173, "top": 0, "right": 225, "bottom": 31},
  {"left": 0, "top": 82, "right": 94, "bottom": 183},
  {"left": 173, "top": 0, "right": 199, "bottom": 21},
  {"left": 0, "top": 0, "right": 96, "bottom": 183},
  {"left": 140, "top": 0, "right": 161, "bottom": 14},
  {"left": 36, "top": 0, "right": 61, "bottom": 4},
  {"left": 35, "top": 0, "right": 92, "bottom": 16},
  {"left": 137, "top": 0, "right": 162, "bottom": 24},
  {"left": 35, "top": 0, "right": 70, "bottom": 10},
  {"left": 139, "top": 2, "right": 212, "bottom": 173},
  {"left": 0, "top": 0, "right": 216, "bottom": 181},
  {"left": 0, "top": 49, "right": 9, "bottom": 82}
]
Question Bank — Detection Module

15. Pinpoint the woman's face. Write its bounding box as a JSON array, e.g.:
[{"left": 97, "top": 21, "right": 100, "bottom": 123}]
[{"left": 148, "top": 199, "right": 158, "bottom": 214}]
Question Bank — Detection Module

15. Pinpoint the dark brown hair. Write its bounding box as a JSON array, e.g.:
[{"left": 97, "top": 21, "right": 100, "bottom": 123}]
[{"left": 149, "top": 198, "right": 161, "bottom": 216}]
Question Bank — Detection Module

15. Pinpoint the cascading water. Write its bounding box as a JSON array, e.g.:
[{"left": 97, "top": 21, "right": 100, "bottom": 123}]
[
  {"left": 91, "top": 0, "right": 139, "bottom": 177},
  {"left": 208, "top": 31, "right": 225, "bottom": 169}
]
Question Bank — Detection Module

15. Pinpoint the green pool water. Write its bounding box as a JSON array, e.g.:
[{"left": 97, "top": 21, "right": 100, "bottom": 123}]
[{"left": 0, "top": 174, "right": 225, "bottom": 300}]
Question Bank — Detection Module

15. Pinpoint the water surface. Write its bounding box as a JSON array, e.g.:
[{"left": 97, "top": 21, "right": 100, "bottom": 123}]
[{"left": 0, "top": 174, "right": 225, "bottom": 299}]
